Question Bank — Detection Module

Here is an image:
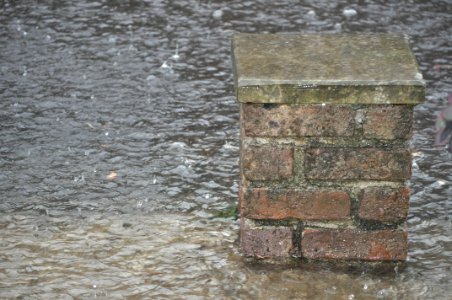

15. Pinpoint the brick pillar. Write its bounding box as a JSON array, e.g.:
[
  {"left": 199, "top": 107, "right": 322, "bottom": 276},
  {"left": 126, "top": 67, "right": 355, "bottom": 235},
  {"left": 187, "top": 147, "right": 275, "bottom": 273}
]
[{"left": 232, "top": 33, "right": 424, "bottom": 261}]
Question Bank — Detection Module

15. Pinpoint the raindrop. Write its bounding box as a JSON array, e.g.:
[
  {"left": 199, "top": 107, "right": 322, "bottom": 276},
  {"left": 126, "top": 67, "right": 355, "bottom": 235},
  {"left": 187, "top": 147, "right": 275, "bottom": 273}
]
[
  {"left": 343, "top": 8, "right": 357, "bottom": 18},
  {"left": 171, "top": 43, "right": 180, "bottom": 60},
  {"left": 160, "top": 61, "right": 171, "bottom": 69},
  {"left": 108, "top": 36, "right": 117, "bottom": 43},
  {"left": 212, "top": 9, "right": 223, "bottom": 19},
  {"left": 136, "top": 200, "right": 143, "bottom": 208},
  {"left": 377, "top": 288, "right": 388, "bottom": 298},
  {"left": 307, "top": 10, "right": 316, "bottom": 17}
]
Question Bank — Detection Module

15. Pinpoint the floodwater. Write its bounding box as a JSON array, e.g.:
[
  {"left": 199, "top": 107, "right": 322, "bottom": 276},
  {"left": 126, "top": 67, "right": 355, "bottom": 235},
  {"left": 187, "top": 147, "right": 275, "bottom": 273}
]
[{"left": 0, "top": 0, "right": 451, "bottom": 298}]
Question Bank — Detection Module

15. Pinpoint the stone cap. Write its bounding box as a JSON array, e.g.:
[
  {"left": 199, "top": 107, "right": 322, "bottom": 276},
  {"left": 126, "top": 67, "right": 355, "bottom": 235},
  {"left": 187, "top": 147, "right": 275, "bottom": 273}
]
[{"left": 232, "top": 33, "right": 425, "bottom": 104}]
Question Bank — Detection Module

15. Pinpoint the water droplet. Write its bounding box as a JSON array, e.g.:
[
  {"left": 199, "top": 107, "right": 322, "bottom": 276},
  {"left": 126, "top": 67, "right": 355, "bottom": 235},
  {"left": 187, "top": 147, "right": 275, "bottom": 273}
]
[
  {"left": 377, "top": 288, "right": 388, "bottom": 298},
  {"left": 105, "top": 132, "right": 109, "bottom": 136},
  {"left": 136, "top": 200, "right": 143, "bottom": 208},
  {"left": 343, "top": 8, "right": 357, "bottom": 18},
  {"left": 307, "top": 10, "right": 316, "bottom": 17},
  {"left": 348, "top": 294, "right": 355, "bottom": 300},
  {"left": 437, "top": 180, "right": 446, "bottom": 186},
  {"left": 363, "top": 284, "right": 368, "bottom": 290},
  {"left": 212, "top": 9, "right": 223, "bottom": 19},
  {"left": 171, "top": 43, "right": 180, "bottom": 60},
  {"left": 160, "top": 61, "right": 171, "bottom": 69}
]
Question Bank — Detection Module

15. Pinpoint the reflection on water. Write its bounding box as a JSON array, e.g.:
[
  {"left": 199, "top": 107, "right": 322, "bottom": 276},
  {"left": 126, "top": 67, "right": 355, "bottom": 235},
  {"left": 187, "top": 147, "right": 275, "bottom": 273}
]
[{"left": 0, "top": 0, "right": 451, "bottom": 298}]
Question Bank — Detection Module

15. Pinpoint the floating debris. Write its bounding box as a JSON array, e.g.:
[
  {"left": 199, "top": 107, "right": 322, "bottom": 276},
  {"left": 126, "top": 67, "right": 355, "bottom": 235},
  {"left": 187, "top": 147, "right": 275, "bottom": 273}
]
[{"left": 107, "top": 171, "right": 117, "bottom": 180}]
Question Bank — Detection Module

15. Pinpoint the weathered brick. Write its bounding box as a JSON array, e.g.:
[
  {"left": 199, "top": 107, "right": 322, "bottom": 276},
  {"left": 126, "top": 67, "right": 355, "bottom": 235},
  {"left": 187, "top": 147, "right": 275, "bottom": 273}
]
[
  {"left": 301, "top": 229, "right": 407, "bottom": 261},
  {"left": 363, "top": 105, "right": 413, "bottom": 140},
  {"left": 241, "top": 103, "right": 355, "bottom": 137},
  {"left": 240, "top": 187, "right": 350, "bottom": 220},
  {"left": 241, "top": 222, "right": 294, "bottom": 257},
  {"left": 359, "top": 186, "right": 410, "bottom": 224},
  {"left": 304, "top": 148, "right": 411, "bottom": 181},
  {"left": 242, "top": 145, "right": 293, "bottom": 181}
]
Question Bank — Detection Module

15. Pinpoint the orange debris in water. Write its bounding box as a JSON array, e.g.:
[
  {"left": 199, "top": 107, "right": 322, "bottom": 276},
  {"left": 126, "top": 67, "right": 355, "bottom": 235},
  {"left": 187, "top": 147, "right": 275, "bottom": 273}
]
[{"left": 107, "top": 171, "right": 117, "bottom": 180}]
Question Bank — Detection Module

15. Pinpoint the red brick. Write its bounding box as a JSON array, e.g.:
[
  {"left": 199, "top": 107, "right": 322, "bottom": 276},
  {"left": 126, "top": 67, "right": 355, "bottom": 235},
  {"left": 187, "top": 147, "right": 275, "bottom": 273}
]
[
  {"left": 301, "top": 229, "right": 407, "bottom": 261},
  {"left": 240, "top": 187, "right": 350, "bottom": 220},
  {"left": 304, "top": 148, "right": 411, "bottom": 181},
  {"left": 359, "top": 187, "right": 410, "bottom": 224},
  {"left": 241, "top": 103, "right": 355, "bottom": 137},
  {"left": 363, "top": 105, "right": 413, "bottom": 140},
  {"left": 240, "top": 222, "right": 294, "bottom": 257},
  {"left": 242, "top": 145, "right": 293, "bottom": 181}
]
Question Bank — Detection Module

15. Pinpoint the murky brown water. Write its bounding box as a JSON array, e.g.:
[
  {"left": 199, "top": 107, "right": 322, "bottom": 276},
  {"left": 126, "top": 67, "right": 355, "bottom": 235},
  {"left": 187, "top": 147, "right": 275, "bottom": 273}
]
[{"left": 0, "top": 0, "right": 451, "bottom": 299}]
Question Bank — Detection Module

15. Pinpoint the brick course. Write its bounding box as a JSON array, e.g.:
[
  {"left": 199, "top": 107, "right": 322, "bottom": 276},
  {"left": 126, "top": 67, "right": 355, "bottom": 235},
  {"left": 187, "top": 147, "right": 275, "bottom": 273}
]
[
  {"left": 301, "top": 228, "right": 407, "bottom": 261},
  {"left": 362, "top": 105, "right": 413, "bottom": 140},
  {"left": 304, "top": 148, "right": 412, "bottom": 181},
  {"left": 240, "top": 187, "right": 350, "bottom": 220},
  {"left": 242, "top": 145, "right": 293, "bottom": 181},
  {"left": 240, "top": 222, "right": 294, "bottom": 257},
  {"left": 359, "top": 186, "right": 410, "bottom": 224},
  {"left": 242, "top": 104, "right": 355, "bottom": 137}
]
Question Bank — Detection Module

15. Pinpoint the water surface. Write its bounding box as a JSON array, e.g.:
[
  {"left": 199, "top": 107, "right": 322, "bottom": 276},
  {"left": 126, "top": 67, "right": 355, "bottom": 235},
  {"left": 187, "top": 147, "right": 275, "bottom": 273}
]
[{"left": 0, "top": 0, "right": 451, "bottom": 298}]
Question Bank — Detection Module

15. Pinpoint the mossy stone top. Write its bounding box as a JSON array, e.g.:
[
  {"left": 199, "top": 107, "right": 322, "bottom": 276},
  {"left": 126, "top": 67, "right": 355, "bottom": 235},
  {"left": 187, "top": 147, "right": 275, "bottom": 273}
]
[{"left": 232, "top": 33, "right": 425, "bottom": 104}]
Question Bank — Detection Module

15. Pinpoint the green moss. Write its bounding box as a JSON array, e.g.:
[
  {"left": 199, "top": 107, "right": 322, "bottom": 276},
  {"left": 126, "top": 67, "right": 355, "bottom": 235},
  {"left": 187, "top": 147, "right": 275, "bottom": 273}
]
[{"left": 212, "top": 205, "right": 239, "bottom": 220}]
